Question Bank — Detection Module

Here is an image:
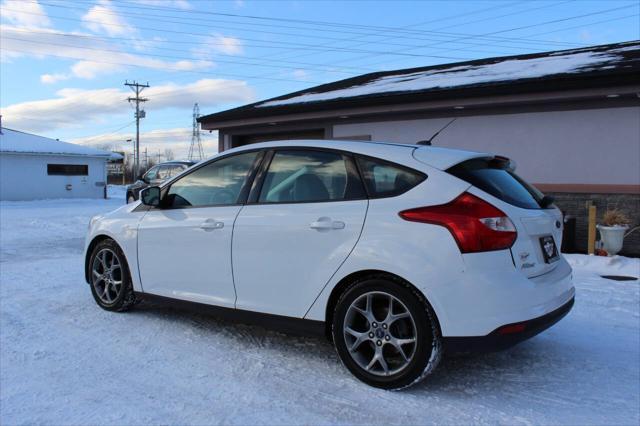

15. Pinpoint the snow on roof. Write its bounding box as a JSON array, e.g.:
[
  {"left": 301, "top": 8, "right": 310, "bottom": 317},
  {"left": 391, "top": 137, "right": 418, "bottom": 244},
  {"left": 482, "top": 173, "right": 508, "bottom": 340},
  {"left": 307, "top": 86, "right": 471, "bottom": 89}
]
[
  {"left": 0, "top": 128, "right": 121, "bottom": 159},
  {"left": 258, "top": 44, "right": 638, "bottom": 107}
]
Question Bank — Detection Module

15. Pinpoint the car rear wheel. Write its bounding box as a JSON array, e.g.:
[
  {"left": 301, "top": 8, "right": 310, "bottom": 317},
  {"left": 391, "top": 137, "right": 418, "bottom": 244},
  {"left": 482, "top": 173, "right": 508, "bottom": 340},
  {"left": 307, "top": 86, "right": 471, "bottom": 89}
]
[
  {"left": 127, "top": 194, "right": 135, "bottom": 204},
  {"left": 332, "top": 277, "right": 441, "bottom": 389},
  {"left": 89, "top": 239, "right": 135, "bottom": 312}
]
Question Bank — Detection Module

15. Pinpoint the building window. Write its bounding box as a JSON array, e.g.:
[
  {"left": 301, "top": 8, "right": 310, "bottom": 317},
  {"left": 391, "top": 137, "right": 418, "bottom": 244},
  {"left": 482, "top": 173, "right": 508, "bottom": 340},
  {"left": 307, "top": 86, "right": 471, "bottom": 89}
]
[{"left": 47, "top": 164, "right": 89, "bottom": 176}]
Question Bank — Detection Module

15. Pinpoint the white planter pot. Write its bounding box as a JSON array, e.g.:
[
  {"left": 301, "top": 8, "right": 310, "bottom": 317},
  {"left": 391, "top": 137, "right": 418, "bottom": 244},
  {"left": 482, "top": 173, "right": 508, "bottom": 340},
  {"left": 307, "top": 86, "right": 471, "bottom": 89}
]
[{"left": 597, "top": 225, "right": 629, "bottom": 256}]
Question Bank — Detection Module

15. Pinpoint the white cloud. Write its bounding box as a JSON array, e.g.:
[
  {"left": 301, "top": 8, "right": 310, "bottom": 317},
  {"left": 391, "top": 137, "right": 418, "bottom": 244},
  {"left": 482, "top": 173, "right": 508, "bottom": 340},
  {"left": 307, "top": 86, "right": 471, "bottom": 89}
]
[
  {"left": 82, "top": 0, "right": 138, "bottom": 37},
  {"left": 40, "top": 73, "right": 70, "bottom": 84},
  {"left": 76, "top": 127, "right": 219, "bottom": 159},
  {"left": 192, "top": 34, "right": 244, "bottom": 59},
  {"left": 213, "top": 35, "right": 243, "bottom": 55},
  {"left": 133, "top": 0, "right": 192, "bottom": 9},
  {"left": 292, "top": 69, "right": 309, "bottom": 81},
  {"left": 1, "top": 79, "right": 254, "bottom": 132},
  {"left": 0, "top": 0, "right": 51, "bottom": 28},
  {"left": 1, "top": 25, "right": 214, "bottom": 79}
]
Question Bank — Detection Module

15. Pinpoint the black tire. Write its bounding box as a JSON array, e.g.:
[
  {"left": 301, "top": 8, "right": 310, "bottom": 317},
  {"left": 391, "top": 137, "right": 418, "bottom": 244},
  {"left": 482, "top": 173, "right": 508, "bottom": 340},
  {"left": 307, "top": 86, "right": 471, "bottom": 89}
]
[
  {"left": 88, "top": 239, "right": 135, "bottom": 312},
  {"left": 126, "top": 193, "right": 135, "bottom": 204},
  {"left": 332, "top": 276, "right": 441, "bottom": 389}
]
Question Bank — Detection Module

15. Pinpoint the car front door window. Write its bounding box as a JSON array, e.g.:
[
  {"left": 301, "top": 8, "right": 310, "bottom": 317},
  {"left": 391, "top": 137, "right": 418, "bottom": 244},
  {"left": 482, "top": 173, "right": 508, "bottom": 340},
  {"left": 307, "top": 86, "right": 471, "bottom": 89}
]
[{"left": 166, "top": 152, "right": 260, "bottom": 208}]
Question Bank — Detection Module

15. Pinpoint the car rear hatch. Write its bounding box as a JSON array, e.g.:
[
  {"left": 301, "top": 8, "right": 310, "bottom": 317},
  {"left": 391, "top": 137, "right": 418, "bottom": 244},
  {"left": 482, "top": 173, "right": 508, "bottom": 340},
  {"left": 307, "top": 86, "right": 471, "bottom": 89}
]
[{"left": 445, "top": 156, "right": 563, "bottom": 278}]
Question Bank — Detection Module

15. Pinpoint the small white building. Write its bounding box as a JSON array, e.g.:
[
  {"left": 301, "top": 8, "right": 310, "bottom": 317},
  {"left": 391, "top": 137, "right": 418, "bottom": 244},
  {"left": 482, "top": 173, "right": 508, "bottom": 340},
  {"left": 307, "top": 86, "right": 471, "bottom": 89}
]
[{"left": 0, "top": 128, "right": 120, "bottom": 201}]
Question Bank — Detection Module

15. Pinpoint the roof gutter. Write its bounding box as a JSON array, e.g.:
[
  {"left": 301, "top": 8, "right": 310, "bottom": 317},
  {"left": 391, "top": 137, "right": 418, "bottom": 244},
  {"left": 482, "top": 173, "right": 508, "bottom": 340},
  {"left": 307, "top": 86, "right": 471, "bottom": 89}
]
[
  {"left": 200, "top": 84, "right": 640, "bottom": 131},
  {"left": 0, "top": 151, "right": 114, "bottom": 159}
]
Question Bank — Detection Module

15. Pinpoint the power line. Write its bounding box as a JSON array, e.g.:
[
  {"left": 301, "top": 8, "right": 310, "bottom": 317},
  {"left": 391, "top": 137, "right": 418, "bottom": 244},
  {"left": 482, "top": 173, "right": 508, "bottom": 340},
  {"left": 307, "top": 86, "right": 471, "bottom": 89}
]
[
  {"left": 0, "top": 47, "right": 326, "bottom": 84},
  {"left": 250, "top": 0, "right": 576, "bottom": 83},
  {"left": 7, "top": 2, "right": 625, "bottom": 82},
  {"left": 35, "top": 0, "right": 587, "bottom": 50},
  {"left": 14, "top": 1, "right": 603, "bottom": 54},
  {"left": 343, "top": 3, "right": 639, "bottom": 68},
  {"left": 75, "top": 120, "right": 136, "bottom": 142},
  {"left": 2, "top": 28, "right": 374, "bottom": 73},
  {"left": 102, "top": 0, "right": 595, "bottom": 46},
  {"left": 1, "top": 7, "right": 473, "bottom": 61},
  {"left": 523, "top": 13, "right": 640, "bottom": 39},
  {"left": 366, "top": 13, "right": 639, "bottom": 70},
  {"left": 0, "top": 34, "right": 373, "bottom": 75}
]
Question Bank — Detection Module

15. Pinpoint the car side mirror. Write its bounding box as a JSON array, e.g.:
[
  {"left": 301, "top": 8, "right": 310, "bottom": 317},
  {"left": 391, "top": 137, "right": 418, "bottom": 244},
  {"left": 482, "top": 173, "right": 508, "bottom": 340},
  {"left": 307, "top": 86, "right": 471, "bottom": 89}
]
[{"left": 140, "top": 186, "right": 161, "bottom": 207}]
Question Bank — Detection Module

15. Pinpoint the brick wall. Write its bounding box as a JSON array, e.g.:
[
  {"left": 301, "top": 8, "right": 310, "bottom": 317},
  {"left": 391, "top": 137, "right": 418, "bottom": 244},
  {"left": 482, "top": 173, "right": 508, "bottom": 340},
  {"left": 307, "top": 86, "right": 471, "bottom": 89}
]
[{"left": 550, "top": 192, "right": 640, "bottom": 257}]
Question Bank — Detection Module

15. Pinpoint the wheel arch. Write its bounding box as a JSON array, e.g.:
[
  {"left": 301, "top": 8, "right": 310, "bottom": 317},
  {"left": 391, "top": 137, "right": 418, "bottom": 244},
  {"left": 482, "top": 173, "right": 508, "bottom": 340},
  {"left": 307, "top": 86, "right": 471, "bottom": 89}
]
[
  {"left": 84, "top": 234, "right": 116, "bottom": 283},
  {"left": 323, "top": 269, "right": 442, "bottom": 340}
]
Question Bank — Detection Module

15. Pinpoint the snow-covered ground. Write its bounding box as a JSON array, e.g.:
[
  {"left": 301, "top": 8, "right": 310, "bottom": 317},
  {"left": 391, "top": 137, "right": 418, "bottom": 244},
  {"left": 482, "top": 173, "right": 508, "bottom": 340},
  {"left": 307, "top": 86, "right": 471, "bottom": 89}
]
[{"left": 1, "top": 188, "right": 639, "bottom": 425}]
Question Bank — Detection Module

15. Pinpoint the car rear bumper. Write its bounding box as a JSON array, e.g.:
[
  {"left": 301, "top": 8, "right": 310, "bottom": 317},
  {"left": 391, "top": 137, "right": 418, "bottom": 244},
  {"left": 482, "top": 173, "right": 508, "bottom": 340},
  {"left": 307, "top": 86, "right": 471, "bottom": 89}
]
[{"left": 442, "top": 295, "right": 574, "bottom": 353}]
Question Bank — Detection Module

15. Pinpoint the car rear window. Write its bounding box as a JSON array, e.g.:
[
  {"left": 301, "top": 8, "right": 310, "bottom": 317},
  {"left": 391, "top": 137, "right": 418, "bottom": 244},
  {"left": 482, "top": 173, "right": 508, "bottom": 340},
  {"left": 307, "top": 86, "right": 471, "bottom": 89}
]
[
  {"left": 356, "top": 157, "right": 426, "bottom": 198},
  {"left": 447, "top": 157, "right": 544, "bottom": 209}
]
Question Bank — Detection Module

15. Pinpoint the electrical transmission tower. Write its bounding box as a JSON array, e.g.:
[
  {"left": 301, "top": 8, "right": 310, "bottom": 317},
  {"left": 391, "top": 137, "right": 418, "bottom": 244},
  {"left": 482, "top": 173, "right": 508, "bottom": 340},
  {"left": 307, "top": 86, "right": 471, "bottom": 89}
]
[
  {"left": 188, "top": 103, "right": 205, "bottom": 162},
  {"left": 125, "top": 80, "right": 149, "bottom": 178}
]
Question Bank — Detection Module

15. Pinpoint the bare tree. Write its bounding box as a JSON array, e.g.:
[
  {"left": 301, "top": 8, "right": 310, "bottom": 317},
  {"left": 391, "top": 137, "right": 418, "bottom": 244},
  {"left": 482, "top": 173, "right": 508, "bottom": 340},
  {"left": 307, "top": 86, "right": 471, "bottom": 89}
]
[{"left": 164, "top": 148, "right": 175, "bottom": 161}]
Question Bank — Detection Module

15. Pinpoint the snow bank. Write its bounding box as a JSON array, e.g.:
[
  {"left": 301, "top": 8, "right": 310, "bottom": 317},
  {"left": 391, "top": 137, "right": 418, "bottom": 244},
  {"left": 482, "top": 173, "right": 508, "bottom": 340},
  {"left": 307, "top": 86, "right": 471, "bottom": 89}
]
[
  {"left": 258, "top": 46, "right": 632, "bottom": 107},
  {"left": 108, "top": 185, "right": 126, "bottom": 201},
  {"left": 565, "top": 254, "right": 640, "bottom": 279}
]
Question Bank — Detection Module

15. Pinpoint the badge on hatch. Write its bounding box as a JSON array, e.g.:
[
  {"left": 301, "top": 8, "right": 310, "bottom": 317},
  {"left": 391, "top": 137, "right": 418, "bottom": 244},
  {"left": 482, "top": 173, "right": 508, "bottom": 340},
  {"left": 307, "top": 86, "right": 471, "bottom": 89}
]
[{"left": 539, "top": 235, "right": 559, "bottom": 263}]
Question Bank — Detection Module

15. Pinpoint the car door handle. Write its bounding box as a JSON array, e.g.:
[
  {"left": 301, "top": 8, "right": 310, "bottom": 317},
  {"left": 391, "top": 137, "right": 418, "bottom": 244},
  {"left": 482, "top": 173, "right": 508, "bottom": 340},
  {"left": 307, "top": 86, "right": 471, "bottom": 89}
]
[
  {"left": 200, "top": 219, "right": 224, "bottom": 231},
  {"left": 310, "top": 217, "right": 345, "bottom": 231}
]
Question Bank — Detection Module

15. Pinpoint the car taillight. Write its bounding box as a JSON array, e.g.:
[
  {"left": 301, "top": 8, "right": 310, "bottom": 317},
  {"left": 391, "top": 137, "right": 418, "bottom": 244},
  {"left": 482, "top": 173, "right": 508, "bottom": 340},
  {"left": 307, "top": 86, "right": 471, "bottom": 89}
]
[{"left": 398, "top": 192, "right": 517, "bottom": 253}]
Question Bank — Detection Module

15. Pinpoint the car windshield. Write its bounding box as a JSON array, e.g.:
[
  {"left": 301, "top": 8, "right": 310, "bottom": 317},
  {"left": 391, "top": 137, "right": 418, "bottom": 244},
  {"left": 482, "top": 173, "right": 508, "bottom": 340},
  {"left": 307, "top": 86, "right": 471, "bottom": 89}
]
[{"left": 447, "top": 157, "right": 545, "bottom": 210}]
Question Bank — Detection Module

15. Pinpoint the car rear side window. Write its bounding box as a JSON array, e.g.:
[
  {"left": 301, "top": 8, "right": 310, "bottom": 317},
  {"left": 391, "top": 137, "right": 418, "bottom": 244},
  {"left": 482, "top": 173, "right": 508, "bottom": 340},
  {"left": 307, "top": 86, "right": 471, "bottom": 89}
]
[
  {"left": 356, "top": 157, "right": 426, "bottom": 198},
  {"left": 156, "top": 165, "right": 172, "bottom": 180},
  {"left": 447, "top": 157, "right": 544, "bottom": 209},
  {"left": 258, "top": 150, "right": 364, "bottom": 203},
  {"left": 168, "top": 165, "right": 184, "bottom": 177}
]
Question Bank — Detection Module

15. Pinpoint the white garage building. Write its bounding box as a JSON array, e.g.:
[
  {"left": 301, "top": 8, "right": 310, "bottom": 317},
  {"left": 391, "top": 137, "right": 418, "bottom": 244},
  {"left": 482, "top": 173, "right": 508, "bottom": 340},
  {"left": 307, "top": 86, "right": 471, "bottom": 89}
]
[{"left": 0, "top": 128, "right": 119, "bottom": 201}]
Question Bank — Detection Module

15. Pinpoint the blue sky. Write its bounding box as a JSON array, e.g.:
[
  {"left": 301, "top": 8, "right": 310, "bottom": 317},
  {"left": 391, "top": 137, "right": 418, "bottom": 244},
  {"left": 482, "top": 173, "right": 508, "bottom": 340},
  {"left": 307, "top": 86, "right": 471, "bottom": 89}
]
[{"left": 1, "top": 0, "right": 638, "bottom": 158}]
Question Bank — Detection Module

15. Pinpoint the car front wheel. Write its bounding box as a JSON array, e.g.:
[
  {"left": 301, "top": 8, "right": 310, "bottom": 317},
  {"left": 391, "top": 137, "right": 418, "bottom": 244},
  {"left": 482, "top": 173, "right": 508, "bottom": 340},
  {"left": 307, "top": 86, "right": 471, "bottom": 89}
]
[
  {"left": 89, "top": 239, "right": 135, "bottom": 312},
  {"left": 127, "top": 194, "right": 135, "bottom": 204},
  {"left": 332, "top": 277, "right": 441, "bottom": 389}
]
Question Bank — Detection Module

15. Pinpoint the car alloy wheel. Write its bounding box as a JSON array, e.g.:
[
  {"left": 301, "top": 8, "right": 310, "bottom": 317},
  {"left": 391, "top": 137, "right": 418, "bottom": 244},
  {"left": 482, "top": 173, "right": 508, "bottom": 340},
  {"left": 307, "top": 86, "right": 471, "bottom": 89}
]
[
  {"left": 343, "top": 291, "right": 417, "bottom": 376},
  {"left": 333, "top": 277, "right": 441, "bottom": 389},
  {"left": 91, "top": 248, "right": 123, "bottom": 305}
]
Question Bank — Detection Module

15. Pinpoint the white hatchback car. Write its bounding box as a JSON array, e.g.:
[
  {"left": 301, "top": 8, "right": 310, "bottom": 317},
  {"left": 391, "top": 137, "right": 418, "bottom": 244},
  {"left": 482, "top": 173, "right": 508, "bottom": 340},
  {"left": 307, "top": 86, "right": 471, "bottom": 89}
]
[{"left": 85, "top": 140, "right": 574, "bottom": 389}]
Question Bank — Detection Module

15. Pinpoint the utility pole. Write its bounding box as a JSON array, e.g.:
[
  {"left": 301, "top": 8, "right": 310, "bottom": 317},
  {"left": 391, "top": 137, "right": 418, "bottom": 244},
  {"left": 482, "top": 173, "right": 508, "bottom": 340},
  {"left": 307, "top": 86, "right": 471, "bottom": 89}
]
[
  {"left": 125, "top": 80, "right": 149, "bottom": 179},
  {"left": 157, "top": 150, "right": 162, "bottom": 164},
  {"left": 144, "top": 147, "right": 148, "bottom": 168}
]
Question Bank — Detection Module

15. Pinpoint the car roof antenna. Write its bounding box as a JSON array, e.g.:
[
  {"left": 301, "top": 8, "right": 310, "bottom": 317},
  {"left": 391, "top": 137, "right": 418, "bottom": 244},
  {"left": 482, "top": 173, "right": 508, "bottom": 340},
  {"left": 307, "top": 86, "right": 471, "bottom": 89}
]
[{"left": 416, "top": 118, "right": 457, "bottom": 146}]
